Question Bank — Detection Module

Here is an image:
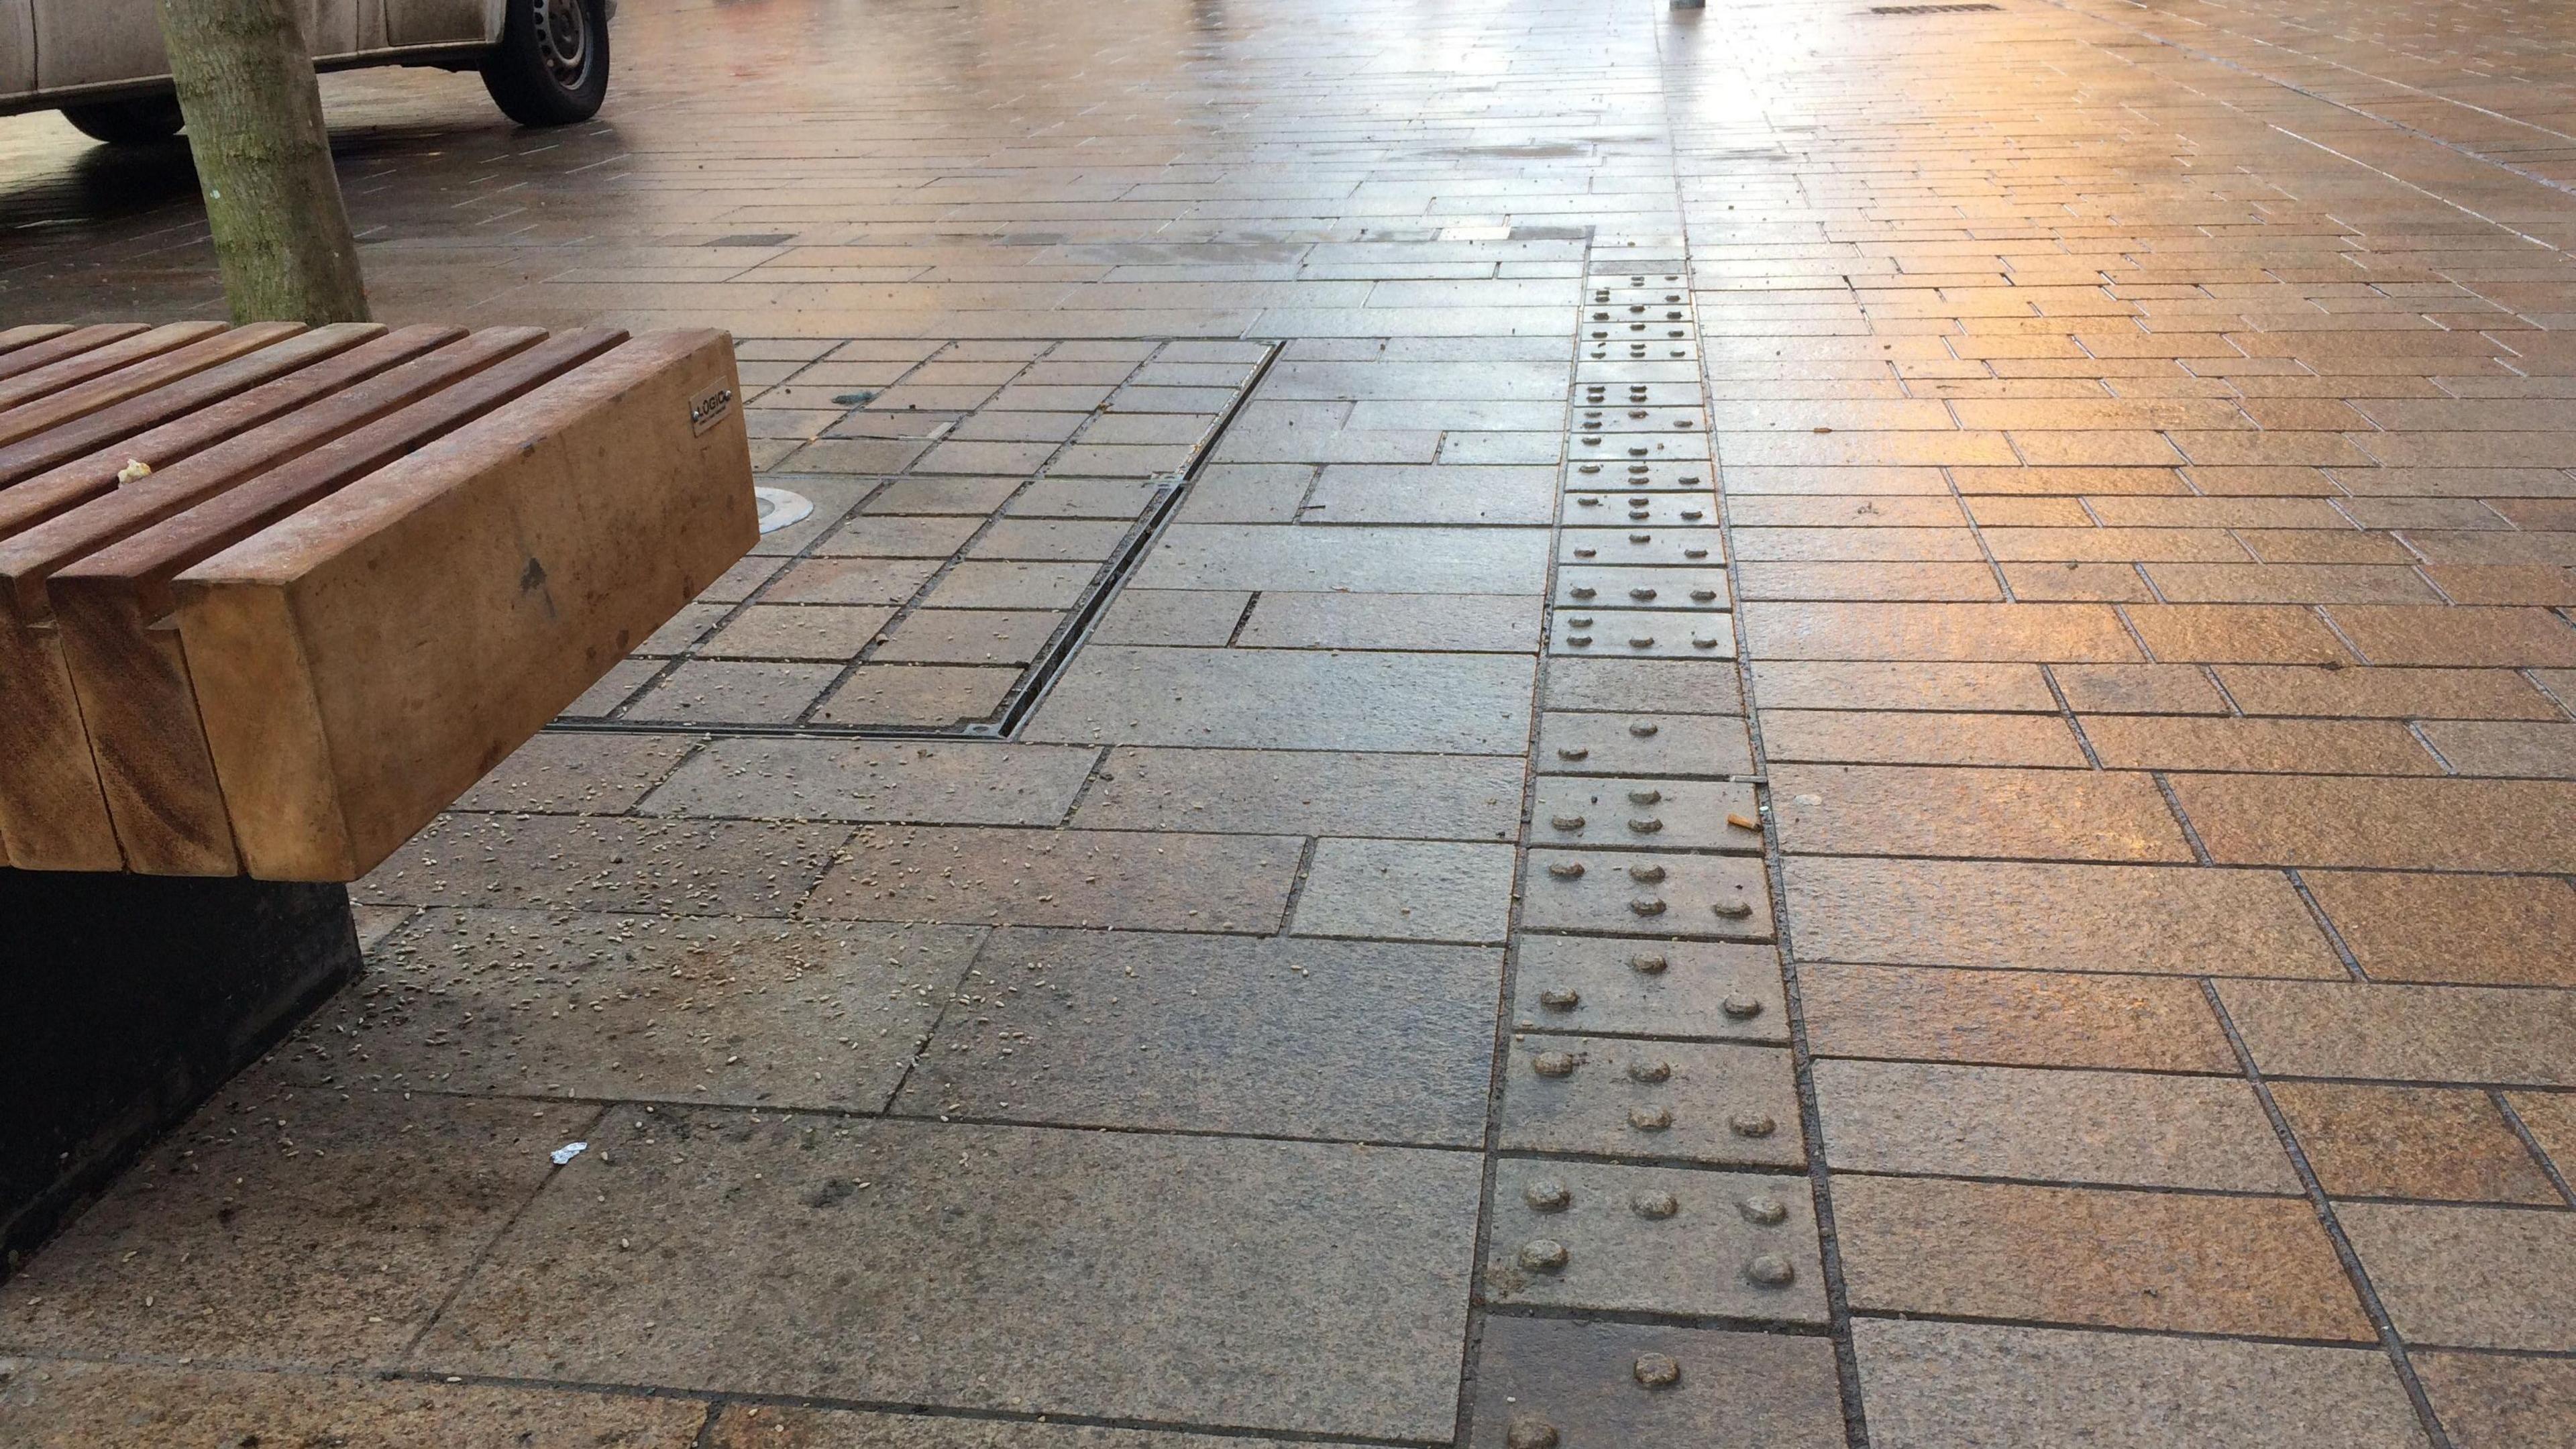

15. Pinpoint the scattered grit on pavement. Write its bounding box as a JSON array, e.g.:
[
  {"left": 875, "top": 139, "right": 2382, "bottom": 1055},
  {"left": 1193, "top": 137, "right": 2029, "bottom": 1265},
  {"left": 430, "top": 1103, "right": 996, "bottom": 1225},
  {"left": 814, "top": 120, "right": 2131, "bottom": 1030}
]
[{"left": 5, "top": 0, "right": 2576, "bottom": 1441}]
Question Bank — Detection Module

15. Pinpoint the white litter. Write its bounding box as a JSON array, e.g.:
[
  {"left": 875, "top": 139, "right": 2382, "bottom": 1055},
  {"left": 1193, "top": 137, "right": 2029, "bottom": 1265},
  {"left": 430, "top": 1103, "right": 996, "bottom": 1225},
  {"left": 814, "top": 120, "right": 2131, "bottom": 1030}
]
[
  {"left": 115, "top": 459, "right": 152, "bottom": 483},
  {"left": 549, "top": 1141, "right": 588, "bottom": 1165}
]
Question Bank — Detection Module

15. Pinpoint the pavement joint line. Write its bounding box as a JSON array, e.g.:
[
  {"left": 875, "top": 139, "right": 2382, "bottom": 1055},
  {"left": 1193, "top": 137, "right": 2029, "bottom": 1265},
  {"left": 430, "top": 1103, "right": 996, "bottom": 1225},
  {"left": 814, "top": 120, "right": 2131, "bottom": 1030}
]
[
  {"left": 2490, "top": 1091, "right": 2576, "bottom": 1212},
  {"left": 396, "top": 1099, "right": 615, "bottom": 1366},
  {"left": 2203, "top": 979, "right": 2460, "bottom": 1449},
  {"left": 1444, "top": 226, "right": 1588, "bottom": 1449},
  {"left": 2282, "top": 865, "right": 2374, "bottom": 982},
  {"left": 1648, "top": 30, "right": 1874, "bottom": 1440}
]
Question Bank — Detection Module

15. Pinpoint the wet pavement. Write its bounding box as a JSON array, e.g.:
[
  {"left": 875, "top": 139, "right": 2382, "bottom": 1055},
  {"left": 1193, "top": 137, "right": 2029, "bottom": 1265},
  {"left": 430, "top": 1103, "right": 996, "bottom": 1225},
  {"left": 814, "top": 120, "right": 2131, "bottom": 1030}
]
[{"left": 4, "top": 0, "right": 2576, "bottom": 1442}]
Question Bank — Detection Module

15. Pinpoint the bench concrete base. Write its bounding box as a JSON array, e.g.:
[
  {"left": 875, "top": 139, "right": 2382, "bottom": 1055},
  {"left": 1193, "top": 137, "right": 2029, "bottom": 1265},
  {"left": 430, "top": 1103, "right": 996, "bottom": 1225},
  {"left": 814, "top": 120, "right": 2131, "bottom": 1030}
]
[{"left": 0, "top": 867, "right": 358, "bottom": 1275}]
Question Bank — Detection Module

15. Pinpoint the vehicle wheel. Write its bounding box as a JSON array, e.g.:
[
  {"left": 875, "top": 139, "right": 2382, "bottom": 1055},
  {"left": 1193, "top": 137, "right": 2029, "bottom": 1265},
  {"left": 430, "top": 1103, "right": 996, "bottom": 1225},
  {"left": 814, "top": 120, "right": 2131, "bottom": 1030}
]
[
  {"left": 481, "top": 0, "right": 610, "bottom": 127},
  {"left": 60, "top": 96, "right": 184, "bottom": 146}
]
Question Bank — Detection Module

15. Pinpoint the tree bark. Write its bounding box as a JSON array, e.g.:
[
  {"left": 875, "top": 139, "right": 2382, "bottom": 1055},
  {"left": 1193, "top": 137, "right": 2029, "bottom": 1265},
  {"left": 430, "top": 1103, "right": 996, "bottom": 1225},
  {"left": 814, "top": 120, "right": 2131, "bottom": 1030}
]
[{"left": 157, "top": 0, "right": 370, "bottom": 324}]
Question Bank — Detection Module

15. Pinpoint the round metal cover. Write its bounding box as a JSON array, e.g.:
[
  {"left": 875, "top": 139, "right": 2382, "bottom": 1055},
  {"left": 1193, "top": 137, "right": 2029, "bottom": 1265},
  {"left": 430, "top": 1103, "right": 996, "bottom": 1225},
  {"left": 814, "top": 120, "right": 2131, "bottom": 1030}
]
[{"left": 753, "top": 486, "right": 814, "bottom": 535}]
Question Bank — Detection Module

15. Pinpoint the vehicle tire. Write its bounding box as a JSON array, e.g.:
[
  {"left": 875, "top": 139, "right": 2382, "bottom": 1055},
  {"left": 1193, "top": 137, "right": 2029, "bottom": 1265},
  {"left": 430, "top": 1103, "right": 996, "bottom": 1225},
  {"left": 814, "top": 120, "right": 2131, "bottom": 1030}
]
[
  {"left": 480, "top": 0, "right": 610, "bottom": 127},
  {"left": 59, "top": 96, "right": 185, "bottom": 146}
]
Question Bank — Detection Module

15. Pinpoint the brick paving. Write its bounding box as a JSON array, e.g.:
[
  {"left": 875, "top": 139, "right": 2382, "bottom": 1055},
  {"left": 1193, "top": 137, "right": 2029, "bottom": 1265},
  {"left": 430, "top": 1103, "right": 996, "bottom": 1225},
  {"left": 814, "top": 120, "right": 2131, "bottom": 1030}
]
[{"left": 3, "top": 0, "right": 2575, "bottom": 1442}]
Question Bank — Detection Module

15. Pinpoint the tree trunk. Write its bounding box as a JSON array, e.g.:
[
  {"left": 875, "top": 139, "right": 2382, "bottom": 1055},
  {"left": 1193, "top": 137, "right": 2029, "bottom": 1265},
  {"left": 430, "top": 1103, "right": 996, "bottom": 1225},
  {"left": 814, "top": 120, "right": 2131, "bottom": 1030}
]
[{"left": 157, "top": 0, "right": 370, "bottom": 324}]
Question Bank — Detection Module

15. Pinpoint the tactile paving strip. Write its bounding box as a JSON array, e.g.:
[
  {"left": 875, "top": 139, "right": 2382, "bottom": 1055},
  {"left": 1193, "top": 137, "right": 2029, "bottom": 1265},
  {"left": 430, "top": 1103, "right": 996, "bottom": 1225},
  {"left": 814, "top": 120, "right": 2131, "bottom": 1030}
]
[{"left": 1475, "top": 247, "right": 1821, "bottom": 1433}]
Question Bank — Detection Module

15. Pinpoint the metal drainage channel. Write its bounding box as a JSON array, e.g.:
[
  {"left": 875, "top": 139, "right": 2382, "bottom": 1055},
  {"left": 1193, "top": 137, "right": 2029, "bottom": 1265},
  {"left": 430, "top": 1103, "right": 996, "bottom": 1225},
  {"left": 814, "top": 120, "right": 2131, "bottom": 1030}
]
[{"left": 547, "top": 339, "right": 1282, "bottom": 744}]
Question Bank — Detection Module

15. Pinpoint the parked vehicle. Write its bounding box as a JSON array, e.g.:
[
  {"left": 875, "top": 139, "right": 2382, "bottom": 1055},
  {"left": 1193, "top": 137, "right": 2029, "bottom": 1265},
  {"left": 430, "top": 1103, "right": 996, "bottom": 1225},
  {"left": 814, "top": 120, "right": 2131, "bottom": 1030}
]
[{"left": 0, "top": 0, "right": 610, "bottom": 140}]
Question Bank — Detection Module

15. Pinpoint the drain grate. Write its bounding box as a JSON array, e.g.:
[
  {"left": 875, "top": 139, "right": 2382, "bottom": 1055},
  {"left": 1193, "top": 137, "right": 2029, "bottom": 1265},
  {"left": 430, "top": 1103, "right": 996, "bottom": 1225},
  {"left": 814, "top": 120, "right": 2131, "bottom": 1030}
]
[
  {"left": 1870, "top": 4, "right": 2000, "bottom": 11},
  {"left": 548, "top": 338, "right": 1281, "bottom": 743}
]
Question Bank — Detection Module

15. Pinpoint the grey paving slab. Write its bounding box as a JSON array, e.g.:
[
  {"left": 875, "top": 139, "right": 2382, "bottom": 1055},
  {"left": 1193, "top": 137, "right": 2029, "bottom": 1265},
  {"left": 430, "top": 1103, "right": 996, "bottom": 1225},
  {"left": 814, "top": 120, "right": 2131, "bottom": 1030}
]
[
  {"left": 896, "top": 928, "right": 1497, "bottom": 1144},
  {"left": 814, "top": 664, "right": 1022, "bottom": 727},
  {"left": 1089, "top": 588, "right": 1251, "bottom": 646},
  {"left": 1073, "top": 747, "right": 1522, "bottom": 839},
  {"left": 1568, "top": 456, "right": 1710, "bottom": 490},
  {"left": 633, "top": 601, "right": 729, "bottom": 657},
  {"left": 743, "top": 478, "right": 867, "bottom": 555},
  {"left": 1551, "top": 608, "right": 1736, "bottom": 659},
  {"left": 1853, "top": 1319, "right": 2429, "bottom": 1449},
  {"left": 286, "top": 910, "right": 977, "bottom": 1112},
  {"left": 700, "top": 604, "right": 894, "bottom": 661},
  {"left": 2414, "top": 1352, "right": 2576, "bottom": 1449},
  {"left": 1499, "top": 1035, "right": 1805, "bottom": 1167},
  {"left": 1813, "top": 1060, "right": 2298, "bottom": 1192},
  {"left": 2341, "top": 1202, "right": 2576, "bottom": 1350},
  {"left": 1134, "top": 525, "right": 1550, "bottom": 593},
  {"left": 1530, "top": 775, "right": 1764, "bottom": 853},
  {"left": 1563, "top": 492, "right": 1717, "bottom": 529},
  {"left": 1026, "top": 645, "right": 1535, "bottom": 752},
  {"left": 456, "top": 732, "right": 702, "bottom": 813},
  {"left": 1537, "top": 710, "right": 1754, "bottom": 777},
  {"left": 1006, "top": 477, "right": 1165, "bottom": 519},
  {"left": 2217, "top": 981, "right": 2576, "bottom": 1085},
  {"left": 0, "top": 1075, "right": 579, "bottom": 1366},
  {"left": 1519, "top": 848, "right": 1774, "bottom": 941},
  {"left": 561, "top": 657, "right": 662, "bottom": 719},
  {"left": 814, "top": 513, "right": 985, "bottom": 557},
  {"left": 1511, "top": 936, "right": 1788, "bottom": 1042},
  {"left": 1558, "top": 564, "right": 1731, "bottom": 610},
  {"left": 1291, "top": 838, "right": 1519, "bottom": 944},
  {"left": 863, "top": 476, "right": 1022, "bottom": 515},
  {"left": 640, "top": 739, "right": 1096, "bottom": 824},
  {"left": 1543, "top": 659, "right": 1746, "bottom": 714},
  {"left": 621, "top": 661, "right": 840, "bottom": 724},
  {"left": 411, "top": 1114, "right": 1479, "bottom": 1440},
  {"left": 1468, "top": 1316, "right": 1844, "bottom": 1449},
  {"left": 1300, "top": 464, "right": 1555, "bottom": 524},
  {"left": 805, "top": 825, "right": 1300, "bottom": 932},
  {"left": 1560, "top": 527, "right": 1727, "bottom": 567},
  {"left": 700, "top": 1407, "right": 1304, "bottom": 1448},
  {"left": 0, "top": 1360, "right": 712, "bottom": 1448},
  {"left": 358, "top": 816, "right": 850, "bottom": 916},
  {"left": 770, "top": 555, "right": 945, "bottom": 605},
  {"left": 1484, "top": 1158, "right": 1826, "bottom": 1321},
  {"left": 1237, "top": 591, "right": 1538, "bottom": 652},
  {"left": 922, "top": 561, "right": 1098, "bottom": 610},
  {"left": 874, "top": 608, "right": 1065, "bottom": 665},
  {"left": 1172, "top": 466, "right": 1311, "bottom": 523}
]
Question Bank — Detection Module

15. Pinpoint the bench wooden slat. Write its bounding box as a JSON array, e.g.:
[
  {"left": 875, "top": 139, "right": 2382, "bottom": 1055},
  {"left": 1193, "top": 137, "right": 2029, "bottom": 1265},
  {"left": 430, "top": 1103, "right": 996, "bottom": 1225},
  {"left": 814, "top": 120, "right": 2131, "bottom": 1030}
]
[
  {"left": 0, "top": 325, "right": 78, "bottom": 358},
  {"left": 54, "top": 328, "right": 627, "bottom": 875},
  {"left": 0, "top": 325, "right": 148, "bottom": 383},
  {"left": 0, "top": 328, "right": 533, "bottom": 871},
  {"left": 179, "top": 331, "right": 753, "bottom": 880},
  {"left": 0, "top": 325, "right": 384, "bottom": 490},
  {"left": 0, "top": 325, "right": 309, "bottom": 451},
  {"left": 0, "top": 325, "right": 464, "bottom": 540},
  {"left": 0, "top": 324, "right": 227, "bottom": 416}
]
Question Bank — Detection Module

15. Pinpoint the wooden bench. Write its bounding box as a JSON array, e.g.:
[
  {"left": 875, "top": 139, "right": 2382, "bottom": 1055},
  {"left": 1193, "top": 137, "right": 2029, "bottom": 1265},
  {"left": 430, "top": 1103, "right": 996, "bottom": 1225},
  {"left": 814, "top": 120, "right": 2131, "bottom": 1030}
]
[
  {"left": 0, "top": 320, "right": 754, "bottom": 1269},
  {"left": 0, "top": 320, "right": 757, "bottom": 881}
]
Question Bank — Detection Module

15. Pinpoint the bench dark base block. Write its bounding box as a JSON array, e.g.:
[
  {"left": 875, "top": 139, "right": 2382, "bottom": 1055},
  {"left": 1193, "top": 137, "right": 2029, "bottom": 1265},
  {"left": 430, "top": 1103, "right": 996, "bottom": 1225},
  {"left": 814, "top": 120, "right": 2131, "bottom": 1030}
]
[{"left": 0, "top": 867, "right": 358, "bottom": 1276}]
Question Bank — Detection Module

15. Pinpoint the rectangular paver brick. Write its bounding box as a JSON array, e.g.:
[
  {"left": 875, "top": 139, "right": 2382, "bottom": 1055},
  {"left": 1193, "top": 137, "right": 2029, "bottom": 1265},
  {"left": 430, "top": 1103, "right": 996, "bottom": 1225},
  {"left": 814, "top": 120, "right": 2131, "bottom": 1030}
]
[
  {"left": 1854, "top": 1320, "right": 2428, "bottom": 1449},
  {"left": 1771, "top": 764, "right": 2192, "bottom": 862},
  {"left": 1834, "top": 1175, "right": 2371, "bottom": 1339},
  {"left": 641, "top": 739, "right": 1097, "bottom": 824},
  {"left": 2341, "top": 1202, "right": 2576, "bottom": 1350},
  {"left": 2271, "top": 1082, "right": 2560, "bottom": 1204},
  {"left": 806, "top": 826, "right": 1301, "bottom": 933},
  {"left": 1815, "top": 1060, "right": 2296, "bottom": 1191},
  {"left": 897, "top": 928, "right": 1497, "bottom": 1145},
  {"left": 2220, "top": 979, "right": 2576, "bottom": 1085},
  {"left": 1782, "top": 856, "right": 2349, "bottom": 969},
  {"left": 411, "top": 1115, "right": 1479, "bottom": 1440},
  {"left": 1801, "top": 963, "right": 2238, "bottom": 1072}
]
